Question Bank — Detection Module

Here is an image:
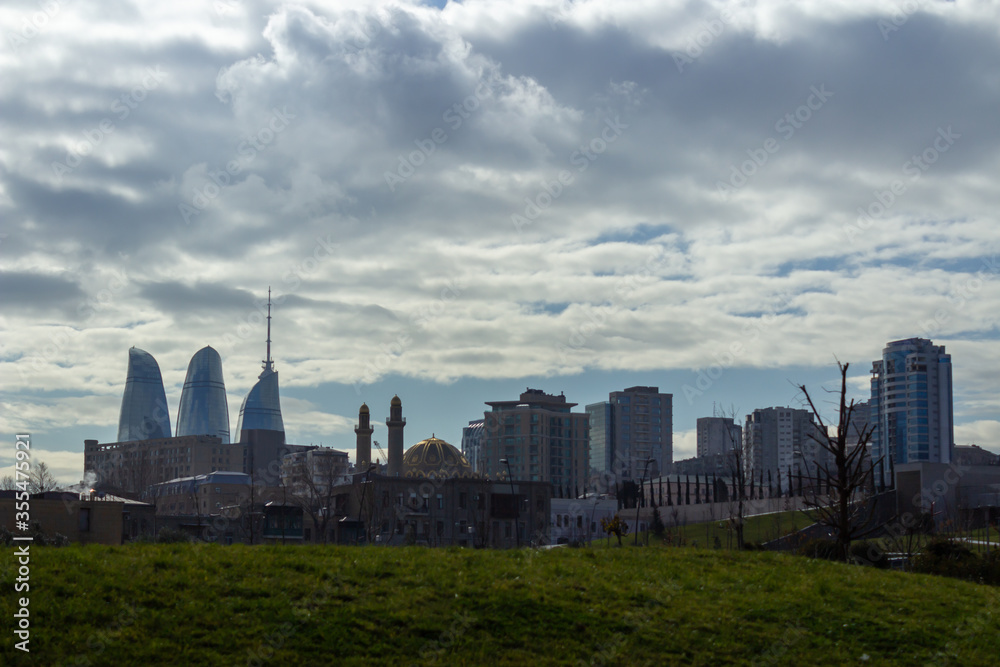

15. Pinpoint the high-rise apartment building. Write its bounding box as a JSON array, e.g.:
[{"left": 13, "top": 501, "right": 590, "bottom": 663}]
[
  {"left": 696, "top": 416, "right": 742, "bottom": 458},
  {"left": 586, "top": 386, "right": 672, "bottom": 483},
  {"left": 870, "top": 338, "right": 954, "bottom": 472},
  {"left": 744, "top": 407, "right": 826, "bottom": 493},
  {"left": 585, "top": 402, "right": 613, "bottom": 479},
  {"left": 483, "top": 389, "right": 589, "bottom": 493}
]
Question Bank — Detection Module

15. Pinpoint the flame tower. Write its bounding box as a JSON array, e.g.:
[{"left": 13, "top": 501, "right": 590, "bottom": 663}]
[
  {"left": 236, "top": 288, "right": 284, "bottom": 437},
  {"left": 117, "top": 347, "right": 171, "bottom": 442},
  {"left": 176, "top": 346, "right": 231, "bottom": 443}
]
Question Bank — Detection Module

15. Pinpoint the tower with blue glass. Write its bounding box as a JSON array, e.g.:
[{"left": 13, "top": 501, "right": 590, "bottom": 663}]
[
  {"left": 870, "top": 338, "right": 953, "bottom": 477},
  {"left": 117, "top": 347, "right": 172, "bottom": 442},
  {"left": 237, "top": 289, "right": 284, "bottom": 437},
  {"left": 176, "top": 346, "right": 231, "bottom": 442}
]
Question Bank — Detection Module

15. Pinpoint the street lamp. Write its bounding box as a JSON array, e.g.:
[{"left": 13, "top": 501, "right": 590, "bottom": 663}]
[
  {"left": 499, "top": 458, "right": 520, "bottom": 548},
  {"left": 634, "top": 458, "right": 654, "bottom": 546}
]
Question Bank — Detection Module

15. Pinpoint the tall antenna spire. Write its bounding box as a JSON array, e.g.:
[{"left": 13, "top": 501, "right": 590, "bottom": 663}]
[{"left": 262, "top": 286, "right": 274, "bottom": 374}]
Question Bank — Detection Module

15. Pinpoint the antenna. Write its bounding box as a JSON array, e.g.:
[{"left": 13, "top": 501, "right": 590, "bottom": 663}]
[{"left": 262, "top": 286, "right": 274, "bottom": 374}]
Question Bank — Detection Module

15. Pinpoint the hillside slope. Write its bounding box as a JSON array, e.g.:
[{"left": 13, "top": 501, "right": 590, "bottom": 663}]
[{"left": 1, "top": 544, "right": 997, "bottom": 666}]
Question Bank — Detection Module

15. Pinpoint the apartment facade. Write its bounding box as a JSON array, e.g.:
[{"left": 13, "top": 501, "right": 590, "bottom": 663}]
[
  {"left": 586, "top": 386, "right": 672, "bottom": 484},
  {"left": 744, "top": 407, "right": 827, "bottom": 493},
  {"left": 147, "top": 471, "right": 253, "bottom": 516},
  {"left": 84, "top": 434, "right": 245, "bottom": 496},
  {"left": 281, "top": 447, "right": 351, "bottom": 497},
  {"left": 483, "top": 389, "right": 589, "bottom": 494},
  {"left": 696, "top": 416, "right": 742, "bottom": 458}
]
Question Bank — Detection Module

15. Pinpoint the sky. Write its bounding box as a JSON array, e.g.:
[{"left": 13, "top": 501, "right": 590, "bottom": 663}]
[{"left": 3, "top": 0, "right": 1000, "bottom": 486}]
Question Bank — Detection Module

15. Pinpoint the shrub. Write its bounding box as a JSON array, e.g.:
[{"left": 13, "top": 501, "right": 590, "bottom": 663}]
[
  {"left": 912, "top": 538, "right": 1000, "bottom": 585},
  {"left": 923, "top": 538, "right": 974, "bottom": 561},
  {"left": 798, "top": 538, "right": 838, "bottom": 561},
  {"left": 651, "top": 507, "right": 666, "bottom": 539},
  {"left": 851, "top": 541, "right": 889, "bottom": 569},
  {"left": 156, "top": 527, "right": 194, "bottom": 544}
]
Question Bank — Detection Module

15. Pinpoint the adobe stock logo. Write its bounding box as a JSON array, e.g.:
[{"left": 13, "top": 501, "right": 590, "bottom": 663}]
[
  {"left": 178, "top": 107, "right": 296, "bottom": 224},
  {"left": 844, "top": 126, "right": 960, "bottom": 243},
  {"left": 51, "top": 67, "right": 168, "bottom": 179},
  {"left": 715, "top": 85, "right": 833, "bottom": 201}
]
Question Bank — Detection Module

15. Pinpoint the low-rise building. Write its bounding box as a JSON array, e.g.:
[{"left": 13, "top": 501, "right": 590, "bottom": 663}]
[
  {"left": 0, "top": 491, "right": 155, "bottom": 544},
  {"left": 550, "top": 496, "right": 618, "bottom": 545},
  {"left": 147, "top": 471, "right": 252, "bottom": 516}
]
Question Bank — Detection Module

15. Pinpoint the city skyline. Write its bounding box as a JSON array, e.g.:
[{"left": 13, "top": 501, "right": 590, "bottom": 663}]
[{"left": 4, "top": 1, "right": 1000, "bottom": 485}]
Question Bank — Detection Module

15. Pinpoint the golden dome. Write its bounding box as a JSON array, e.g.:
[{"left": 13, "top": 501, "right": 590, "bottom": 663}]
[
  {"left": 402, "top": 436, "right": 476, "bottom": 480},
  {"left": 359, "top": 403, "right": 369, "bottom": 414},
  {"left": 390, "top": 395, "right": 402, "bottom": 406}
]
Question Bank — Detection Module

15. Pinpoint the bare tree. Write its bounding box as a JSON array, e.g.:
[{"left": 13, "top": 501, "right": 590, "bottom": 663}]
[
  {"left": 29, "top": 461, "right": 59, "bottom": 494},
  {"left": 722, "top": 407, "right": 749, "bottom": 550},
  {"left": 0, "top": 475, "right": 16, "bottom": 491},
  {"left": 238, "top": 467, "right": 268, "bottom": 545},
  {"left": 798, "top": 361, "right": 881, "bottom": 562},
  {"left": 286, "top": 450, "right": 346, "bottom": 544}
]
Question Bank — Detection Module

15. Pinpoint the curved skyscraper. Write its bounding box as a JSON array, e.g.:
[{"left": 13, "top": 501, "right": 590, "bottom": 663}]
[
  {"left": 236, "top": 288, "right": 284, "bottom": 439},
  {"left": 176, "top": 346, "right": 230, "bottom": 443},
  {"left": 117, "top": 347, "right": 172, "bottom": 442},
  {"left": 236, "top": 368, "right": 284, "bottom": 434},
  {"left": 870, "top": 338, "right": 953, "bottom": 470}
]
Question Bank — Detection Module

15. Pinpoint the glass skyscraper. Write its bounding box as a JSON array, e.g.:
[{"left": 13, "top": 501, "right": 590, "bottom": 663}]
[
  {"left": 117, "top": 347, "right": 172, "bottom": 442},
  {"left": 176, "top": 346, "right": 230, "bottom": 443},
  {"left": 870, "top": 338, "right": 954, "bottom": 472},
  {"left": 236, "top": 367, "right": 284, "bottom": 435},
  {"left": 586, "top": 386, "right": 672, "bottom": 483}
]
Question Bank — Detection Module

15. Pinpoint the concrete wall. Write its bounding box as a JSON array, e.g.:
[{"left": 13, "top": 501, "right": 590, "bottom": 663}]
[{"left": 0, "top": 496, "right": 125, "bottom": 545}]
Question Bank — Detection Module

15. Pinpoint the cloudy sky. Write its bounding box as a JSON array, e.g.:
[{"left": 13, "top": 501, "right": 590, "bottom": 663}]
[{"left": 3, "top": 0, "right": 999, "bottom": 484}]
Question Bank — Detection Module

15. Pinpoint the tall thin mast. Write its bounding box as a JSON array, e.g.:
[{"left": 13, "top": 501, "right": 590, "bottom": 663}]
[{"left": 262, "top": 286, "right": 274, "bottom": 374}]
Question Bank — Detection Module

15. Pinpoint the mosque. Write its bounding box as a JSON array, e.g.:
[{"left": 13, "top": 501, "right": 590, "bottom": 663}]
[{"left": 332, "top": 397, "right": 550, "bottom": 547}]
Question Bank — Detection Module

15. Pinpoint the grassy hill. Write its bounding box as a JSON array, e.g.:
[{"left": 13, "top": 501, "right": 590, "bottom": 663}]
[{"left": 2, "top": 543, "right": 998, "bottom": 666}]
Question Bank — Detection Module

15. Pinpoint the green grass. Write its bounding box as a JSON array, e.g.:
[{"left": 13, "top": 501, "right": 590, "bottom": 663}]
[
  {"left": 2, "top": 543, "right": 999, "bottom": 665},
  {"left": 629, "top": 509, "right": 810, "bottom": 549}
]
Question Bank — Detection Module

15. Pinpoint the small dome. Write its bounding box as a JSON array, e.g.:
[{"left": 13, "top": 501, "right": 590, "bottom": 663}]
[
  {"left": 402, "top": 436, "right": 476, "bottom": 480},
  {"left": 391, "top": 395, "right": 401, "bottom": 406},
  {"left": 359, "top": 403, "right": 369, "bottom": 414}
]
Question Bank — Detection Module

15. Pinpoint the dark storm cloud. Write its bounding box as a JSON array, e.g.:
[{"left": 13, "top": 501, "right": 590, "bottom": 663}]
[
  {"left": 137, "top": 281, "right": 259, "bottom": 314},
  {"left": 0, "top": 270, "right": 84, "bottom": 311},
  {"left": 136, "top": 279, "right": 399, "bottom": 323}
]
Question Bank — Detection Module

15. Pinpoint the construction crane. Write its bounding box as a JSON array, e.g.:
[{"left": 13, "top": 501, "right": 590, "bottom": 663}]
[{"left": 373, "top": 440, "right": 387, "bottom": 467}]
